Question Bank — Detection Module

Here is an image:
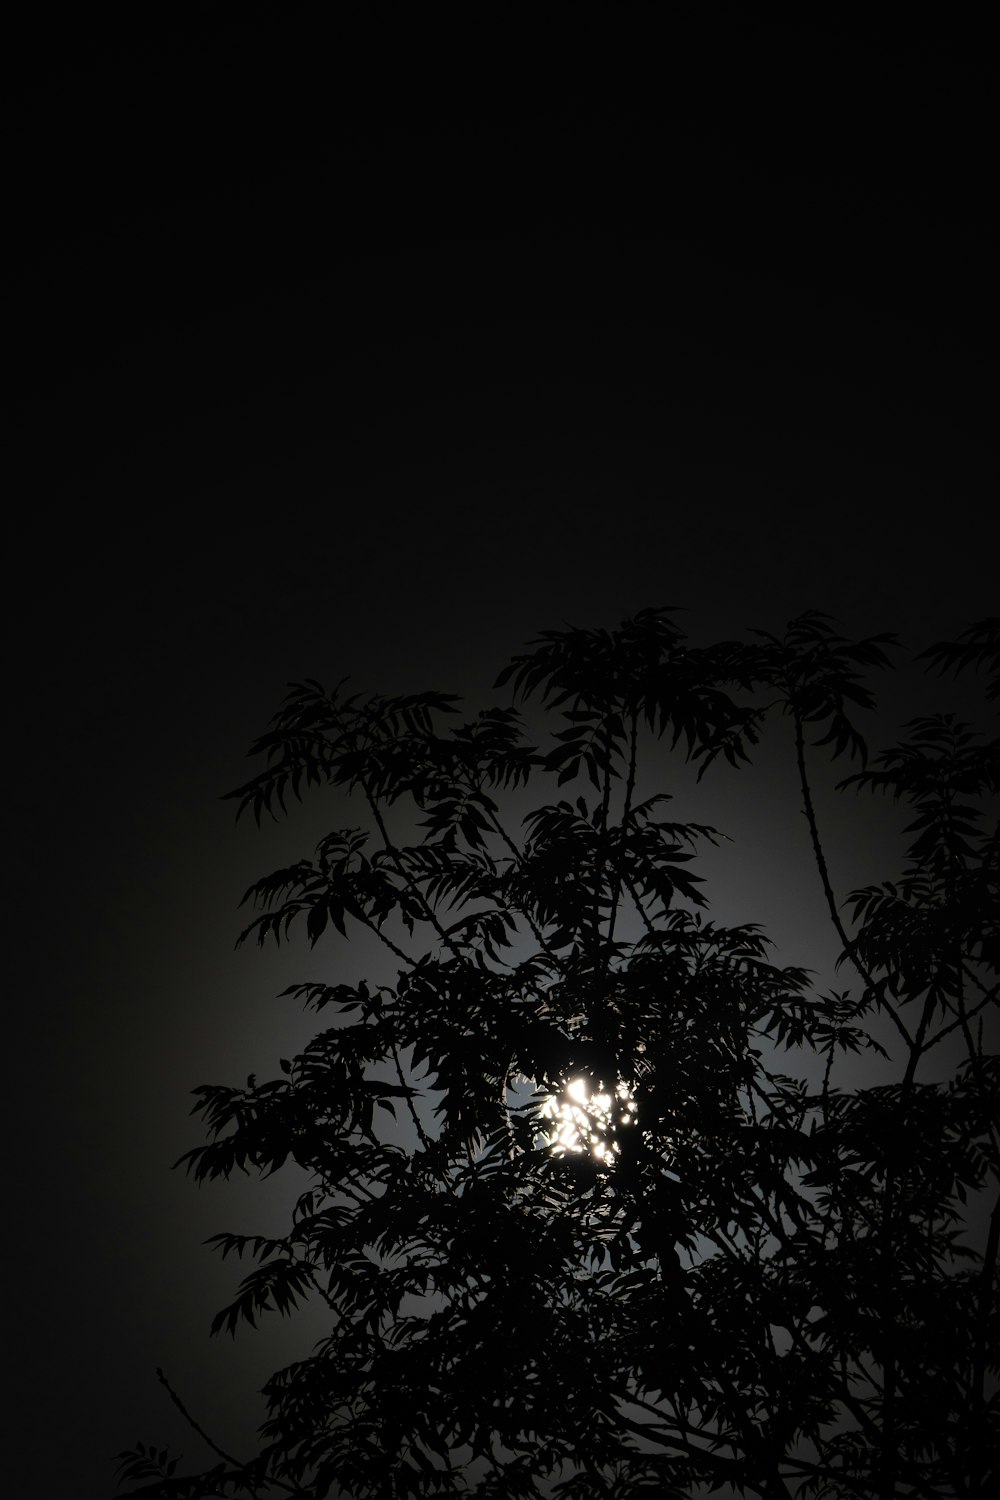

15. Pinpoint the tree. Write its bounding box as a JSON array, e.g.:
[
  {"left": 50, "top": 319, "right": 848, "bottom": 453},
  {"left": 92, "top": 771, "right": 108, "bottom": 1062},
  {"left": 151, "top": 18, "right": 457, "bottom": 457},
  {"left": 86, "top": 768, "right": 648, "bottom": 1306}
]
[{"left": 116, "top": 609, "right": 999, "bottom": 1500}]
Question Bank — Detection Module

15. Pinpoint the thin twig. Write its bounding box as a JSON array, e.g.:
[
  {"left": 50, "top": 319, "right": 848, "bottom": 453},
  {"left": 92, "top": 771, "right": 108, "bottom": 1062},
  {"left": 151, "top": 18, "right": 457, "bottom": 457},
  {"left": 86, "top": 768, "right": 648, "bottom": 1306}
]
[
  {"left": 156, "top": 1367, "right": 248, "bottom": 1472},
  {"left": 605, "top": 706, "right": 638, "bottom": 961},
  {"left": 791, "top": 704, "right": 914, "bottom": 1052},
  {"left": 155, "top": 1368, "right": 308, "bottom": 1497}
]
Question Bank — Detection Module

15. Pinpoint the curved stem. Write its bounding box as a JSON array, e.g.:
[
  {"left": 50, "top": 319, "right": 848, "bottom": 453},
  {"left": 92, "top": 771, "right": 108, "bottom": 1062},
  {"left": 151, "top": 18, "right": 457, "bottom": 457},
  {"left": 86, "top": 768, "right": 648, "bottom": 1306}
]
[
  {"left": 360, "top": 775, "right": 467, "bottom": 961},
  {"left": 605, "top": 707, "right": 638, "bottom": 962},
  {"left": 792, "top": 704, "right": 913, "bottom": 1052},
  {"left": 484, "top": 807, "right": 567, "bottom": 970},
  {"left": 156, "top": 1367, "right": 251, "bottom": 1478},
  {"left": 154, "top": 1368, "right": 309, "bottom": 1497}
]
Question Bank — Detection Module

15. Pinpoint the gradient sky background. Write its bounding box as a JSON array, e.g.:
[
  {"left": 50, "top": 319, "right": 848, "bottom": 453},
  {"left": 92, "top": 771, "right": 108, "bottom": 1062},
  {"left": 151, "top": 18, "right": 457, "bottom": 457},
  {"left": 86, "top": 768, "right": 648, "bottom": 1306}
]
[{"left": 8, "top": 11, "right": 997, "bottom": 1496}]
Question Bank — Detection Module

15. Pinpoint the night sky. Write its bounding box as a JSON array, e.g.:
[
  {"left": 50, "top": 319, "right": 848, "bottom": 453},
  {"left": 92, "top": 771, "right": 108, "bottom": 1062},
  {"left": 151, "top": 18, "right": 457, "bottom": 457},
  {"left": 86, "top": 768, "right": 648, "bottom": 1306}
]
[{"left": 8, "top": 12, "right": 996, "bottom": 1496}]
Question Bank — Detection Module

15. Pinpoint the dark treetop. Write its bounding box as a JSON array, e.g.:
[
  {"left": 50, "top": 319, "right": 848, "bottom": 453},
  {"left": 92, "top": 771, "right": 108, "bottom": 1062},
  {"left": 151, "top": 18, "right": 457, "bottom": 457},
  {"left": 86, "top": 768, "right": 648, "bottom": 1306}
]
[{"left": 116, "top": 610, "right": 999, "bottom": 1500}]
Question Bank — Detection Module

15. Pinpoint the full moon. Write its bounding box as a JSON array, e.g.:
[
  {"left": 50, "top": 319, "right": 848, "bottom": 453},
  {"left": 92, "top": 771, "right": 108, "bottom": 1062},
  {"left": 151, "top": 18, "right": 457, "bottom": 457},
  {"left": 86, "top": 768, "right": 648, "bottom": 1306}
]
[{"left": 539, "top": 1077, "right": 637, "bottom": 1161}]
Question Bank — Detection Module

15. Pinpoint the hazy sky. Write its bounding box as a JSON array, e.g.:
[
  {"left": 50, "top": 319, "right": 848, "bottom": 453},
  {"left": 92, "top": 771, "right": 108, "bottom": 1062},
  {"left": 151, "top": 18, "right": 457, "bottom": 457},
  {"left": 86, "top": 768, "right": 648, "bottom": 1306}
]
[{"left": 8, "top": 14, "right": 995, "bottom": 1496}]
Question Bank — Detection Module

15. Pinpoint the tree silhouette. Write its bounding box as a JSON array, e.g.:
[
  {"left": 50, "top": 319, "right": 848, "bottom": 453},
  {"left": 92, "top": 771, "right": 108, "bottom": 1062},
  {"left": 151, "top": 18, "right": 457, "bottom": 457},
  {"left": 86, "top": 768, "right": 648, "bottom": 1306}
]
[{"left": 116, "top": 610, "right": 998, "bottom": 1499}]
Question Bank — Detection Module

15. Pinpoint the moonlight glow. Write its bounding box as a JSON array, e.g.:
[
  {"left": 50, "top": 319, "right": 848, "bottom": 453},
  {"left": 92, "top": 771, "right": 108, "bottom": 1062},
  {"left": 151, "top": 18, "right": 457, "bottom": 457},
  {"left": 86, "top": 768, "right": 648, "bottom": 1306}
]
[{"left": 539, "top": 1077, "right": 637, "bottom": 1161}]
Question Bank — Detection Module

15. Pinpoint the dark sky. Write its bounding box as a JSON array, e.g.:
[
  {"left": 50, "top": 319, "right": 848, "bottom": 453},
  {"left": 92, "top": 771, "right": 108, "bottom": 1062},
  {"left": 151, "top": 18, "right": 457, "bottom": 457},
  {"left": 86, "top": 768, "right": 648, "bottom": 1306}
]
[{"left": 8, "top": 12, "right": 997, "bottom": 1496}]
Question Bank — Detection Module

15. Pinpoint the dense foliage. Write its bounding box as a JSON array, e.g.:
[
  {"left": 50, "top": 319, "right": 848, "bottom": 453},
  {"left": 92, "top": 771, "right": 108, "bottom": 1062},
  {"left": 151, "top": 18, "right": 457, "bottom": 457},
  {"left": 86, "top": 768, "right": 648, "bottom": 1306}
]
[{"left": 116, "top": 610, "right": 998, "bottom": 1499}]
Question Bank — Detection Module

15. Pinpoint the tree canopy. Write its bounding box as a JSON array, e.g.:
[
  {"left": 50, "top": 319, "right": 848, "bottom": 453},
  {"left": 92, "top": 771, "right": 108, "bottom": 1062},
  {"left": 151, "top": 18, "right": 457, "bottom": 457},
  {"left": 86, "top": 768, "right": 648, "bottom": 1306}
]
[{"left": 116, "top": 609, "right": 999, "bottom": 1500}]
